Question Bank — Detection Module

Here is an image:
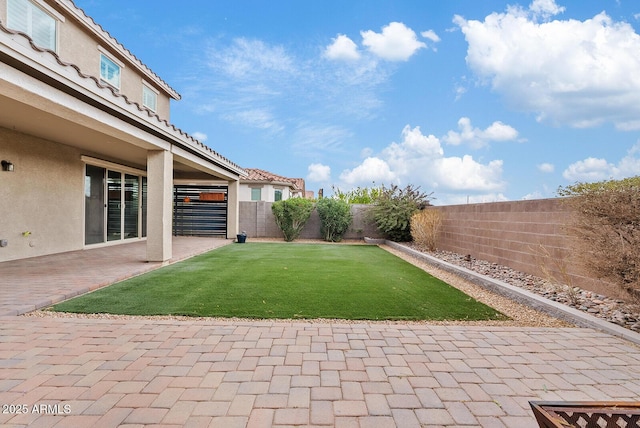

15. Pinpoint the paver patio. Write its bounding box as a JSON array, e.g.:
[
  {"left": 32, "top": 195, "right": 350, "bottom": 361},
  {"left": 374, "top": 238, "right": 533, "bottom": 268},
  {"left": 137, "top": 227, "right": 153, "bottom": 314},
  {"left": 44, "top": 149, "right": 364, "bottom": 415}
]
[{"left": 1, "top": 237, "right": 639, "bottom": 427}]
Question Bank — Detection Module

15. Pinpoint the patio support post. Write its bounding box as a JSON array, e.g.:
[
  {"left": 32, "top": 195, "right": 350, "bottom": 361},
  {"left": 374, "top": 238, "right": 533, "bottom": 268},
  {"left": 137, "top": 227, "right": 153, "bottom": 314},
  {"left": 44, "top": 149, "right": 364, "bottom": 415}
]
[
  {"left": 227, "top": 179, "right": 240, "bottom": 239},
  {"left": 146, "top": 149, "right": 173, "bottom": 262}
]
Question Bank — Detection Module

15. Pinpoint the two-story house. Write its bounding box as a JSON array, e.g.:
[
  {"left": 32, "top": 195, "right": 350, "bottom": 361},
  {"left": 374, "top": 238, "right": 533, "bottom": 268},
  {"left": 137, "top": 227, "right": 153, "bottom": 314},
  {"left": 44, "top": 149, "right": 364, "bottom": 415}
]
[{"left": 0, "top": 0, "right": 246, "bottom": 263}]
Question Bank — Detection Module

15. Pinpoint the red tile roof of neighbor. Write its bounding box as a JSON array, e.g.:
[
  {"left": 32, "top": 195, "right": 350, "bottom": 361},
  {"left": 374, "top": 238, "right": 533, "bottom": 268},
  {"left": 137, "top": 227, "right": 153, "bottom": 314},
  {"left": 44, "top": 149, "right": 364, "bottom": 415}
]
[{"left": 243, "top": 168, "right": 305, "bottom": 191}]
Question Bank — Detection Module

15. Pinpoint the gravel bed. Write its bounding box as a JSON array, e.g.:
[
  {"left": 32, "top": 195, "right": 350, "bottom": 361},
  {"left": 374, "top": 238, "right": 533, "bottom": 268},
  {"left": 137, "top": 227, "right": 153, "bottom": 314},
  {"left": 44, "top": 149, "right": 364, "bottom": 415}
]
[
  {"left": 380, "top": 245, "right": 571, "bottom": 328},
  {"left": 404, "top": 245, "right": 640, "bottom": 333}
]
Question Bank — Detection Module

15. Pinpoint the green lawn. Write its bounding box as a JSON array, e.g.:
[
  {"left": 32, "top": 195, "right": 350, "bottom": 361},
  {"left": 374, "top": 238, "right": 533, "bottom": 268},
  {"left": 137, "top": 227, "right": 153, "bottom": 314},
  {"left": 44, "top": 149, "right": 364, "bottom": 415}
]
[{"left": 53, "top": 243, "right": 508, "bottom": 321}]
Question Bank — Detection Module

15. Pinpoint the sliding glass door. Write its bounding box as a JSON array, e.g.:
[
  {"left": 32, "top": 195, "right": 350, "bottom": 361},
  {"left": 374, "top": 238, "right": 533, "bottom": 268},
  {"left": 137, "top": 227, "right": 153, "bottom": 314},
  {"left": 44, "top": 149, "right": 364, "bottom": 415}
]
[
  {"left": 84, "top": 165, "right": 105, "bottom": 245},
  {"left": 124, "top": 174, "right": 139, "bottom": 239},
  {"left": 85, "top": 165, "right": 145, "bottom": 245},
  {"left": 107, "top": 170, "right": 122, "bottom": 241}
]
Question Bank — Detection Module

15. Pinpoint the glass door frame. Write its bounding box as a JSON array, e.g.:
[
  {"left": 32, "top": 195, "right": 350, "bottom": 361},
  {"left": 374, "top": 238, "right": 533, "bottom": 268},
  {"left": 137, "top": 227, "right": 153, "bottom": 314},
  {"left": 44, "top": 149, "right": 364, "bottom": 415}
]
[{"left": 82, "top": 157, "right": 147, "bottom": 247}]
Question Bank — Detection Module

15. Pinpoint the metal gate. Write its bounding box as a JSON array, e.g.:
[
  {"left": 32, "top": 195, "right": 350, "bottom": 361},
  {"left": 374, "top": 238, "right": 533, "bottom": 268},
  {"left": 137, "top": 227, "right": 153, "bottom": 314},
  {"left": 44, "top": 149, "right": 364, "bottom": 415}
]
[{"left": 173, "top": 185, "right": 228, "bottom": 237}]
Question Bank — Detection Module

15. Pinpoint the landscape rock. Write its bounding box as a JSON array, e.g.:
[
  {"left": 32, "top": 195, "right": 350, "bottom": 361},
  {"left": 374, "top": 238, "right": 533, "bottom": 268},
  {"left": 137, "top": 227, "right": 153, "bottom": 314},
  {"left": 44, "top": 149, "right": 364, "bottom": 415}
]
[{"left": 414, "top": 246, "right": 640, "bottom": 333}]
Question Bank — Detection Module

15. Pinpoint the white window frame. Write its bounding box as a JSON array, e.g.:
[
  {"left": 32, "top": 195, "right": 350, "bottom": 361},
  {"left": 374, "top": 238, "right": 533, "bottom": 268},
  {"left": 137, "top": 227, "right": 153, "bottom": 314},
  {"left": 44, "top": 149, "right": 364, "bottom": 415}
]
[
  {"left": 7, "top": 0, "right": 63, "bottom": 52},
  {"left": 142, "top": 83, "right": 158, "bottom": 112},
  {"left": 99, "top": 50, "right": 123, "bottom": 90}
]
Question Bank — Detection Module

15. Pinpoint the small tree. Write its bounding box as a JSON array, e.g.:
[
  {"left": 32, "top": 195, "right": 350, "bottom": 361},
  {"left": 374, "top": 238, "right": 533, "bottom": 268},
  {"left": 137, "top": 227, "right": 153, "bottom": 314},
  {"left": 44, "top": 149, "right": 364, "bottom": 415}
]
[
  {"left": 558, "top": 176, "right": 640, "bottom": 300},
  {"left": 410, "top": 208, "right": 443, "bottom": 251},
  {"left": 332, "top": 185, "right": 382, "bottom": 204},
  {"left": 317, "top": 198, "right": 353, "bottom": 242},
  {"left": 370, "top": 184, "right": 433, "bottom": 242},
  {"left": 271, "top": 198, "right": 315, "bottom": 242}
]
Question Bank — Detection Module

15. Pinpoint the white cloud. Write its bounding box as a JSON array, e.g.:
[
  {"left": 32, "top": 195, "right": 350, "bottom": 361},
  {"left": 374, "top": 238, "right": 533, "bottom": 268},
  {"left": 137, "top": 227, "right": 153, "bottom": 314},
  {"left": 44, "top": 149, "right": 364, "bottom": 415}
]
[
  {"left": 291, "top": 124, "right": 352, "bottom": 156},
  {"left": 360, "top": 147, "right": 374, "bottom": 158},
  {"left": 191, "top": 131, "right": 208, "bottom": 142},
  {"left": 521, "top": 190, "right": 545, "bottom": 200},
  {"left": 340, "top": 157, "right": 397, "bottom": 185},
  {"left": 361, "top": 22, "right": 426, "bottom": 61},
  {"left": 455, "top": 4, "right": 640, "bottom": 130},
  {"left": 562, "top": 157, "right": 614, "bottom": 182},
  {"left": 537, "top": 163, "right": 555, "bottom": 173},
  {"left": 443, "top": 117, "right": 519, "bottom": 148},
  {"left": 221, "top": 109, "right": 283, "bottom": 132},
  {"left": 338, "top": 125, "right": 506, "bottom": 199},
  {"left": 307, "top": 163, "right": 331, "bottom": 182},
  {"left": 562, "top": 142, "right": 640, "bottom": 181},
  {"left": 324, "top": 34, "right": 360, "bottom": 61},
  {"left": 421, "top": 29, "right": 441, "bottom": 44},
  {"left": 197, "top": 34, "right": 394, "bottom": 132},
  {"left": 436, "top": 156, "right": 505, "bottom": 191},
  {"left": 529, "top": 0, "right": 565, "bottom": 19},
  {"left": 209, "top": 38, "right": 296, "bottom": 80}
]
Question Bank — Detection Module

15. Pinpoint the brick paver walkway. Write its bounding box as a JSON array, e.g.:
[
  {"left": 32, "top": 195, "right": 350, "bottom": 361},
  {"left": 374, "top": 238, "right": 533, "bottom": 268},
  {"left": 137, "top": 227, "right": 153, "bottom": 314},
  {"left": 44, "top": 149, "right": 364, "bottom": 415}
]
[
  {"left": 0, "top": 237, "right": 232, "bottom": 316},
  {"left": 1, "top": 238, "right": 639, "bottom": 427}
]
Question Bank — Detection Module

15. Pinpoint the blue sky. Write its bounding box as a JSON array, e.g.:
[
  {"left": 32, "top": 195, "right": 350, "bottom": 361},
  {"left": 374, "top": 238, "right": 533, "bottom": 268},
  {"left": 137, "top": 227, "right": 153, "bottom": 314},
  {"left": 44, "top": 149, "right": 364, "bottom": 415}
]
[{"left": 75, "top": 0, "right": 640, "bottom": 205}]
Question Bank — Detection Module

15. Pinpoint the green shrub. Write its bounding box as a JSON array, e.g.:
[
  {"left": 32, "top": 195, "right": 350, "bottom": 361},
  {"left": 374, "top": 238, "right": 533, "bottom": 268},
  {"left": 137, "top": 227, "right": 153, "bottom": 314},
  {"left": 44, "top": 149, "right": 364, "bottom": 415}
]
[
  {"left": 558, "top": 176, "right": 640, "bottom": 300},
  {"left": 411, "top": 209, "right": 443, "bottom": 251},
  {"left": 370, "top": 184, "right": 433, "bottom": 242},
  {"left": 317, "top": 198, "right": 353, "bottom": 242},
  {"left": 271, "top": 198, "right": 315, "bottom": 242}
]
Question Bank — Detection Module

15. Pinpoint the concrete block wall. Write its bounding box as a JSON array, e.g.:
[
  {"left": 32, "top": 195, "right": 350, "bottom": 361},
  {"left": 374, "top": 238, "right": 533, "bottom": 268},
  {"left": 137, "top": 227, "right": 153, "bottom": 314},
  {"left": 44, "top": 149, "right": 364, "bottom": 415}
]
[
  {"left": 239, "top": 202, "right": 383, "bottom": 241},
  {"left": 432, "top": 199, "right": 621, "bottom": 298}
]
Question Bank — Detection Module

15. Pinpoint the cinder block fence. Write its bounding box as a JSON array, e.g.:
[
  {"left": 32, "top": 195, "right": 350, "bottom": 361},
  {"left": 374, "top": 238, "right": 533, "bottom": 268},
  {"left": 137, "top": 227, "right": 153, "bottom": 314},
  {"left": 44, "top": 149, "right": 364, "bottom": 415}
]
[{"left": 239, "top": 202, "right": 382, "bottom": 241}]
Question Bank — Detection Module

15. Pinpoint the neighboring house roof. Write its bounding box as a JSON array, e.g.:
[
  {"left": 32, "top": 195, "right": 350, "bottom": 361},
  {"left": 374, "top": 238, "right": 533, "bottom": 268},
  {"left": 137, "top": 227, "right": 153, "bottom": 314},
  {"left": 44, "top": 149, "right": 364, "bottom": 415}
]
[
  {"left": 0, "top": 19, "right": 245, "bottom": 177},
  {"left": 242, "top": 168, "right": 305, "bottom": 191}
]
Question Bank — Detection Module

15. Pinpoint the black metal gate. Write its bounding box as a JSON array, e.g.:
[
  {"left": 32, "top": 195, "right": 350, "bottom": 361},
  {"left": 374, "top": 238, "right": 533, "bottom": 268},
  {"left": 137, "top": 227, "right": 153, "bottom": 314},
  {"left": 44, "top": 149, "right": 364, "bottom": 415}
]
[{"left": 173, "top": 185, "right": 228, "bottom": 237}]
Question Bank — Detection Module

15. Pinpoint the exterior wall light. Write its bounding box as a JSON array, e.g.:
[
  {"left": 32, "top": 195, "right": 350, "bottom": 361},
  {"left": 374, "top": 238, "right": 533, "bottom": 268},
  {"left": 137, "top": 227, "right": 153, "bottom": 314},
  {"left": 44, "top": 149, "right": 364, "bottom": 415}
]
[{"left": 1, "top": 160, "right": 14, "bottom": 172}]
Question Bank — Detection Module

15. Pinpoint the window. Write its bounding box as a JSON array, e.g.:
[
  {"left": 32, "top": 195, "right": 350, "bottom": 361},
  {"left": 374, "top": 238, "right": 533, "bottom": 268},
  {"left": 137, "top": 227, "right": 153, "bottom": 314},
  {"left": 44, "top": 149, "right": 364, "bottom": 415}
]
[
  {"left": 7, "top": 0, "right": 57, "bottom": 51},
  {"left": 142, "top": 84, "right": 157, "bottom": 112},
  {"left": 251, "top": 188, "right": 261, "bottom": 201},
  {"left": 274, "top": 189, "right": 283, "bottom": 201},
  {"left": 100, "top": 54, "right": 121, "bottom": 89}
]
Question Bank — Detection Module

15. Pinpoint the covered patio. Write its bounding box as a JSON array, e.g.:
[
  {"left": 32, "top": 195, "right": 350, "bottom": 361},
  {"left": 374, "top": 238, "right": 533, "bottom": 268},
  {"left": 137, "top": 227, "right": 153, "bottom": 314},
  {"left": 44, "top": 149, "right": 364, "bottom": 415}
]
[{"left": 0, "top": 237, "right": 232, "bottom": 316}]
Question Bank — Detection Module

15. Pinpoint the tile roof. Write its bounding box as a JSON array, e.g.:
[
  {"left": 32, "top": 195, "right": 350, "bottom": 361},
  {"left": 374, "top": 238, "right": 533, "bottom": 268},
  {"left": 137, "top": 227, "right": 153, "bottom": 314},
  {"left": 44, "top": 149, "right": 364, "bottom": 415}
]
[
  {"left": 243, "top": 168, "right": 304, "bottom": 190},
  {"left": 0, "top": 20, "right": 245, "bottom": 175}
]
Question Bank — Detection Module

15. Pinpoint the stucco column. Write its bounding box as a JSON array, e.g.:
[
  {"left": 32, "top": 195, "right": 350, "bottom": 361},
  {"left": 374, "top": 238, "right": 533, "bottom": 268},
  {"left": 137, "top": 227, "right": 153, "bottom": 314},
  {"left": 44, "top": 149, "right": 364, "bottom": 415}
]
[
  {"left": 227, "top": 179, "right": 240, "bottom": 239},
  {"left": 146, "top": 150, "right": 173, "bottom": 262}
]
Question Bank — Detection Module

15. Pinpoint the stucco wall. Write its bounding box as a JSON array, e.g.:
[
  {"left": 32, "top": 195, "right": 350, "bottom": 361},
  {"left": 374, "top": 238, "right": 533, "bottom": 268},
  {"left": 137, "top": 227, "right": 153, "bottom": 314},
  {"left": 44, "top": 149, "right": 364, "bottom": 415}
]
[
  {"left": 239, "top": 202, "right": 383, "bottom": 240},
  {"left": 239, "top": 184, "right": 294, "bottom": 202},
  {"left": 0, "top": 0, "right": 171, "bottom": 120},
  {"left": 0, "top": 127, "right": 84, "bottom": 262},
  {"left": 433, "top": 199, "right": 621, "bottom": 298},
  {"left": 57, "top": 13, "right": 171, "bottom": 120}
]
